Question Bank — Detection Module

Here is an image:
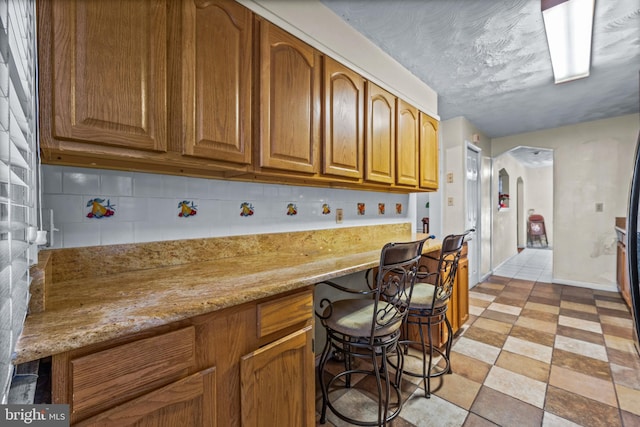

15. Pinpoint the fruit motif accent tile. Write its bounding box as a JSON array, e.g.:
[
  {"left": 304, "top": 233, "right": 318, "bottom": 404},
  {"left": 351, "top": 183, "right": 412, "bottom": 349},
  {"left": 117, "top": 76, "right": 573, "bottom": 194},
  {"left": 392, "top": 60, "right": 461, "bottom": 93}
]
[
  {"left": 86, "top": 198, "right": 115, "bottom": 218},
  {"left": 286, "top": 203, "right": 298, "bottom": 216},
  {"left": 322, "top": 204, "right": 331, "bottom": 215},
  {"left": 357, "top": 203, "right": 365, "bottom": 215},
  {"left": 396, "top": 203, "right": 403, "bottom": 214},
  {"left": 178, "top": 200, "right": 198, "bottom": 218},
  {"left": 378, "top": 203, "right": 385, "bottom": 215},
  {"left": 240, "top": 202, "right": 254, "bottom": 217}
]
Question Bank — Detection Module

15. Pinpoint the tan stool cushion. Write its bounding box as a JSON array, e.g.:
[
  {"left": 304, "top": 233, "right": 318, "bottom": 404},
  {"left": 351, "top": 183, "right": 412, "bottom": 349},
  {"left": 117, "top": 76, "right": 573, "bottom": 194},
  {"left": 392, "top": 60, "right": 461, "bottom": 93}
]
[{"left": 323, "top": 299, "right": 401, "bottom": 337}]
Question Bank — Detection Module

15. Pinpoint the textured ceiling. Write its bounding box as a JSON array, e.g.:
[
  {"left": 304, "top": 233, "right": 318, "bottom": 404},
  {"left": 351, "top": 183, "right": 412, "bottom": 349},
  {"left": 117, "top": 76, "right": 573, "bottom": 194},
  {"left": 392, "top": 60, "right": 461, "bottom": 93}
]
[{"left": 320, "top": 0, "right": 640, "bottom": 139}]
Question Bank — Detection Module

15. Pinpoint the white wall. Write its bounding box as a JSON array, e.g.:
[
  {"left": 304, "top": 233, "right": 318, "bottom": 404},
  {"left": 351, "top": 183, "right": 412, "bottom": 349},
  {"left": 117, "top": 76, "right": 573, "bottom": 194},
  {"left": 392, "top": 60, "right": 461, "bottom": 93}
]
[
  {"left": 41, "top": 166, "right": 412, "bottom": 248},
  {"left": 441, "top": 117, "right": 492, "bottom": 281},
  {"left": 492, "top": 114, "right": 638, "bottom": 289},
  {"left": 492, "top": 153, "right": 527, "bottom": 268}
]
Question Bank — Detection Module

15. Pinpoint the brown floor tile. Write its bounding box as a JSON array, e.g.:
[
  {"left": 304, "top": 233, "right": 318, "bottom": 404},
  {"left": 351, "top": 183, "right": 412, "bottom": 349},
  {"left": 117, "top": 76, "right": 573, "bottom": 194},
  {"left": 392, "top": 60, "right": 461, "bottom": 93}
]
[
  {"left": 561, "top": 293, "right": 595, "bottom": 306},
  {"left": 470, "top": 386, "right": 543, "bottom": 427},
  {"left": 528, "top": 294, "right": 561, "bottom": 307},
  {"left": 545, "top": 386, "right": 622, "bottom": 427},
  {"left": 469, "top": 297, "right": 492, "bottom": 309},
  {"left": 472, "top": 317, "right": 513, "bottom": 335},
  {"left": 552, "top": 348, "right": 612, "bottom": 382},
  {"left": 495, "top": 350, "right": 550, "bottom": 382},
  {"left": 594, "top": 292, "right": 626, "bottom": 302},
  {"left": 493, "top": 295, "right": 527, "bottom": 307},
  {"left": 616, "top": 384, "right": 640, "bottom": 417},
  {"left": 599, "top": 306, "right": 635, "bottom": 318},
  {"left": 607, "top": 347, "right": 640, "bottom": 369},
  {"left": 508, "top": 279, "right": 535, "bottom": 290},
  {"left": 556, "top": 324, "right": 605, "bottom": 345},
  {"left": 562, "top": 285, "right": 594, "bottom": 296},
  {"left": 532, "top": 282, "right": 563, "bottom": 293},
  {"left": 510, "top": 325, "right": 556, "bottom": 347},
  {"left": 602, "top": 322, "right": 635, "bottom": 340},
  {"left": 621, "top": 410, "right": 640, "bottom": 427},
  {"left": 559, "top": 307, "right": 601, "bottom": 322},
  {"left": 480, "top": 309, "right": 518, "bottom": 324},
  {"left": 447, "top": 351, "right": 492, "bottom": 384},
  {"left": 549, "top": 365, "right": 617, "bottom": 406},
  {"left": 463, "top": 326, "right": 509, "bottom": 348},
  {"left": 520, "top": 307, "right": 559, "bottom": 323},
  {"left": 463, "top": 413, "right": 500, "bottom": 427},
  {"left": 432, "top": 372, "right": 482, "bottom": 410}
]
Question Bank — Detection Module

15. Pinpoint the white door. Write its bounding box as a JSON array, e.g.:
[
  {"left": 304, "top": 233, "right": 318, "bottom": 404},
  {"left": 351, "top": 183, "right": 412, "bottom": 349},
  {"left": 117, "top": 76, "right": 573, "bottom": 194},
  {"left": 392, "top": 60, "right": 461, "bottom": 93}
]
[{"left": 466, "top": 143, "right": 481, "bottom": 288}]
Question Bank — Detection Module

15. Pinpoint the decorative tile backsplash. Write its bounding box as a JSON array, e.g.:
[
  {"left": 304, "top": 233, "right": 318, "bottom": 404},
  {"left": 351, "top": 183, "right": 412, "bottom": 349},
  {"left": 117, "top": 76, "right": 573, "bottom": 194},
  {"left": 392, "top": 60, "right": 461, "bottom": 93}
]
[{"left": 42, "top": 166, "right": 411, "bottom": 248}]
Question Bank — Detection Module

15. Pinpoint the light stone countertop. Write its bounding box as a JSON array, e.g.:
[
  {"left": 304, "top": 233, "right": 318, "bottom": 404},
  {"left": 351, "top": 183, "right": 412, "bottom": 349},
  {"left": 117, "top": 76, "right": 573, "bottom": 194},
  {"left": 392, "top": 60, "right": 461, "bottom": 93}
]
[{"left": 14, "top": 224, "right": 440, "bottom": 364}]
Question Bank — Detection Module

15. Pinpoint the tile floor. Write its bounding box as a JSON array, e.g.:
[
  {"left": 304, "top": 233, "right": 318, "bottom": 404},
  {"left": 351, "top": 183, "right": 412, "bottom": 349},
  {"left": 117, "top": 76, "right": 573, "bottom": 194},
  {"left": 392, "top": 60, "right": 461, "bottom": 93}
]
[
  {"left": 316, "top": 250, "right": 640, "bottom": 426},
  {"left": 493, "top": 248, "right": 553, "bottom": 283}
]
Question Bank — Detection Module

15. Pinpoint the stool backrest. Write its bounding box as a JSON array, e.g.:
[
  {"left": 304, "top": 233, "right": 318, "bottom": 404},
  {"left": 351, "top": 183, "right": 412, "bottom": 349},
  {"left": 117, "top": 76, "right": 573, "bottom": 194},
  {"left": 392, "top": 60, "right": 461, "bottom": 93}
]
[
  {"left": 420, "top": 229, "right": 473, "bottom": 308},
  {"left": 371, "top": 238, "right": 429, "bottom": 337}
]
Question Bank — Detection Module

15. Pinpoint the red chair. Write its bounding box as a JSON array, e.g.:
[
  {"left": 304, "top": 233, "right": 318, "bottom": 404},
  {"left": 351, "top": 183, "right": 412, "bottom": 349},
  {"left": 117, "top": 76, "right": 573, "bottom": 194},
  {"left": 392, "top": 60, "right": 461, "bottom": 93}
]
[{"left": 527, "top": 214, "right": 548, "bottom": 247}]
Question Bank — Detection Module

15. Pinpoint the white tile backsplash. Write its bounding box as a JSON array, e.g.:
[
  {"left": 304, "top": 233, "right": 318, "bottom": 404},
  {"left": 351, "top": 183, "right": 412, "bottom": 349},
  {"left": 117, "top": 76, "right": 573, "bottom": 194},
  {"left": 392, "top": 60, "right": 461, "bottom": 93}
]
[{"left": 42, "top": 165, "right": 413, "bottom": 248}]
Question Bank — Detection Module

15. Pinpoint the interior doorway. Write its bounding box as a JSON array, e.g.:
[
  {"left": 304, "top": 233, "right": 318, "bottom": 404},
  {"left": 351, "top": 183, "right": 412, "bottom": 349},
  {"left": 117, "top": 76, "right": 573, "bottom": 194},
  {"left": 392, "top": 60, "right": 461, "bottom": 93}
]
[{"left": 493, "top": 146, "right": 554, "bottom": 276}]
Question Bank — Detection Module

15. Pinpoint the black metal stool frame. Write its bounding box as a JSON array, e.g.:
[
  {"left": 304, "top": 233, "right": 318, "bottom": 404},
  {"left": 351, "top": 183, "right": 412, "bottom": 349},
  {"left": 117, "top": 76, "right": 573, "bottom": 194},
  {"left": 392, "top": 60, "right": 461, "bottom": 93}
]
[
  {"left": 315, "top": 238, "right": 430, "bottom": 426},
  {"left": 396, "top": 229, "right": 473, "bottom": 399}
]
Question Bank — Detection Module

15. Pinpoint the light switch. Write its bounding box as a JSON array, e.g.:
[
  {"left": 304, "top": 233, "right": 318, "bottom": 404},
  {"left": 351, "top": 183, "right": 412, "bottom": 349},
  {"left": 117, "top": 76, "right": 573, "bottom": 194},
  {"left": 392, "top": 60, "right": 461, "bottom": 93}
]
[
  {"left": 447, "top": 172, "right": 454, "bottom": 183},
  {"left": 448, "top": 197, "right": 454, "bottom": 206},
  {"left": 336, "top": 208, "right": 343, "bottom": 223},
  {"left": 595, "top": 202, "right": 603, "bottom": 212}
]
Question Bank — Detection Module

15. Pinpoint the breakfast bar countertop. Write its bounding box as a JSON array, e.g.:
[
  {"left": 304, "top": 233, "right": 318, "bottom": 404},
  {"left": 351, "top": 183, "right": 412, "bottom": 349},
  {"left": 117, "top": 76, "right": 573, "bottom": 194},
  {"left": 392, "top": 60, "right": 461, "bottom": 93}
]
[{"left": 14, "top": 223, "right": 440, "bottom": 364}]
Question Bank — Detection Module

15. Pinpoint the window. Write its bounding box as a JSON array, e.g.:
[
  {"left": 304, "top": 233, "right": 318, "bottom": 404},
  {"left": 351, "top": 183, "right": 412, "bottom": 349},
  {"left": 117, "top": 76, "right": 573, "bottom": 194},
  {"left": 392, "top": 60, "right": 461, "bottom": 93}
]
[{"left": 0, "top": 0, "right": 37, "bottom": 403}]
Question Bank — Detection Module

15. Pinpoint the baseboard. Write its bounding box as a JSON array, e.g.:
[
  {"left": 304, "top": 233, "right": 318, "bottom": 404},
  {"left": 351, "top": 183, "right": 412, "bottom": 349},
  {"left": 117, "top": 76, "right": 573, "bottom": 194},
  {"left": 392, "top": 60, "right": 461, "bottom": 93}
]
[{"left": 551, "top": 278, "right": 618, "bottom": 293}]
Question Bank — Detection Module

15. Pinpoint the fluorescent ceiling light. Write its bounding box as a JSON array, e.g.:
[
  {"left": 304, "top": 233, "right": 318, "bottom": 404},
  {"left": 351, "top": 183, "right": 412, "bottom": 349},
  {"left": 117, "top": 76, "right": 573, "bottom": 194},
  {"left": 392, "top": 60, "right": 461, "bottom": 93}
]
[{"left": 541, "top": 0, "right": 595, "bottom": 84}]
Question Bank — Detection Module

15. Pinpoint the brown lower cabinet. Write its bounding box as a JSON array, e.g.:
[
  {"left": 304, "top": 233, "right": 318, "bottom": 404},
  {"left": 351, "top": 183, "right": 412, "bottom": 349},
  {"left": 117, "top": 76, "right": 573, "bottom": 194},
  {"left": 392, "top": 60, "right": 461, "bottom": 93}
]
[{"left": 52, "top": 288, "right": 315, "bottom": 426}]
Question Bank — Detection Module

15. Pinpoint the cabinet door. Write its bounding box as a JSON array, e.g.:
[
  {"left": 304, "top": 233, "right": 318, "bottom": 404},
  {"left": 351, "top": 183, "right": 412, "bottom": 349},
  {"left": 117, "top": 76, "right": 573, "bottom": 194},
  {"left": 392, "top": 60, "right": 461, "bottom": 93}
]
[
  {"left": 46, "top": 0, "right": 167, "bottom": 152},
  {"left": 323, "top": 57, "right": 364, "bottom": 179},
  {"left": 365, "top": 82, "right": 395, "bottom": 184},
  {"left": 258, "top": 20, "right": 321, "bottom": 174},
  {"left": 180, "top": 0, "right": 252, "bottom": 165},
  {"left": 456, "top": 257, "right": 470, "bottom": 331},
  {"left": 617, "top": 242, "right": 631, "bottom": 308},
  {"left": 240, "top": 326, "right": 315, "bottom": 427},
  {"left": 420, "top": 112, "right": 439, "bottom": 189},
  {"left": 75, "top": 367, "right": 216, "bottom": 427},
  {"left": 396, "top": 99, "right": 419, "bottom": 187}
]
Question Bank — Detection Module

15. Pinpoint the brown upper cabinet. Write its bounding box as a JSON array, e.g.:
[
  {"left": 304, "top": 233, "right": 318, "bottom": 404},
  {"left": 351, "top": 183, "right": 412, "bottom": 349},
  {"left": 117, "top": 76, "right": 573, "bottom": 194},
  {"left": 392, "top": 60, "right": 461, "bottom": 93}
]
[
  {"left": 322, "top": 57, "right": 365, "bottom": 180},
  {"left": 396, "top": 99, "right": 420, "bottom": 188},
  {"left": 365, "top": 82, "right": 396, "bottom": 185},
  {"left": 179, "top": 0, "right": 252, "bottom": 166},
  {"left": 420, "top": 112, "right": 439, "bottom": 189},
  {"left": 40, "top": 0, "right": 168, "bottom": 153},
  {"left": 255, "top": 18, "right": 321, "bottom": 175},
  {"left": 37, "top": 0, "right": 438, "bottom": 193}
]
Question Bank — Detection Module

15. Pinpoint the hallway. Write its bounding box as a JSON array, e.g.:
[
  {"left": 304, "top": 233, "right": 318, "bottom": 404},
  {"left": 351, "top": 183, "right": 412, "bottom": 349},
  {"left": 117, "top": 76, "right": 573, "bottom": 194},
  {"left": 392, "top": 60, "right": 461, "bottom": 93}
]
[
  {"left": 316, "top": 274, "right": 640, "bottom": 426},
  {"left": 493, "top": 248, "right": 553, "bottom": 283}
]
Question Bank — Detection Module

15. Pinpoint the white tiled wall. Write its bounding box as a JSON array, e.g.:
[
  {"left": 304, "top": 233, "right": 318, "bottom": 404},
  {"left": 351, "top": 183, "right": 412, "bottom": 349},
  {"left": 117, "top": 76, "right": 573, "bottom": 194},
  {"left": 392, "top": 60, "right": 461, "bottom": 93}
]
[{"left": 42, "top": 166, "right": 412, "bottom": 248}]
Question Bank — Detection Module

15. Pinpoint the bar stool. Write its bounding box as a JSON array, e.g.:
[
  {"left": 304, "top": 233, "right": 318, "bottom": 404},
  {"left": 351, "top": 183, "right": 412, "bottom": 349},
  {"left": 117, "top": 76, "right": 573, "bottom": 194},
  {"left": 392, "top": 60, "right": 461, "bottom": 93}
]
[
  {"left": 396, "top": 229, "right": 472, "bottom": 398},
  {"left": 315, "top": 237, "right": 430, "bottom": 426}
]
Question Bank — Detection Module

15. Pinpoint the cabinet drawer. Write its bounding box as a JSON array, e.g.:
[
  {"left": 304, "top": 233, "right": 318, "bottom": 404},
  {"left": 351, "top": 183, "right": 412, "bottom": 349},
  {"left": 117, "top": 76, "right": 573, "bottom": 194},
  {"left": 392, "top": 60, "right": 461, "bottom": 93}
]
[
  {"left": 257, "top": 290, "right": 313, "bottom": 338},
  {"left": 70, "top": 326, "right": 196, "bottom": 416}
]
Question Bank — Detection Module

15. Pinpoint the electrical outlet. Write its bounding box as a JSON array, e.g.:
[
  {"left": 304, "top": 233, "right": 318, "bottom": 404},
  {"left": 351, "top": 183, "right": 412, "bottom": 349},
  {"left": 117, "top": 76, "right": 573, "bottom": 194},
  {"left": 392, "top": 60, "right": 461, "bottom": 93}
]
[
  {"left": 447, "top": 172, "right": 454, "bottom": 183},
  {"left": 448, "top": 197, "right": 454, "bottom": 206},
  {"left": 336, "top": 208, "right": 343, "bottom": 223},
  {"left": 595, "top": 202, "right": 604, "bottom": 212}
]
